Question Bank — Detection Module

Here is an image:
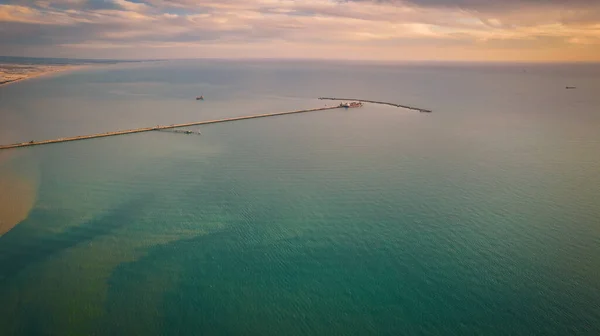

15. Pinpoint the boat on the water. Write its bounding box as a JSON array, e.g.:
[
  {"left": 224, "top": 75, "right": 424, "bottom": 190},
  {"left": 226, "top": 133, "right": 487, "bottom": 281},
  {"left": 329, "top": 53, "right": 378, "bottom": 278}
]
[
  {"left": 566, "top": 86, "right": 576, "bottom": 89},
  {"left": 196, "top": 95, "right": 204, "bottom": 100}
]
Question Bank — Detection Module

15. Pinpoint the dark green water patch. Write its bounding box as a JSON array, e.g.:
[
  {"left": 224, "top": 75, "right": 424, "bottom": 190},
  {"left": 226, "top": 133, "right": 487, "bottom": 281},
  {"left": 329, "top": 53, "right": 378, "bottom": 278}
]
[{"left": 0, "top": 194, "right": 154, "bottom": 282}]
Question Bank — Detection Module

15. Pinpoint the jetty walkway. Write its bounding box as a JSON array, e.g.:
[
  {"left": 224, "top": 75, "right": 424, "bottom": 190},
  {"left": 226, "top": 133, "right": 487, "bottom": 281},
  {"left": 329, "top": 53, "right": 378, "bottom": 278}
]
[
  {"left": 157, "top": 129, "right": 202, "bottom": 135},
  {"left": 0, "top": 106, "right": 341, "bottom": 151},
  {"left": 319, "top": 97, "right": 431, "bottom": 113}
]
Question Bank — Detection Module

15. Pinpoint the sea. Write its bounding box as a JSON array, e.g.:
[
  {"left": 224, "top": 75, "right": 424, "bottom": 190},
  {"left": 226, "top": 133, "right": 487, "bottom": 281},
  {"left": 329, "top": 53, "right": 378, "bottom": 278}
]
[{"left": 0, "top": 59, "right": 599, "bottom": 335}]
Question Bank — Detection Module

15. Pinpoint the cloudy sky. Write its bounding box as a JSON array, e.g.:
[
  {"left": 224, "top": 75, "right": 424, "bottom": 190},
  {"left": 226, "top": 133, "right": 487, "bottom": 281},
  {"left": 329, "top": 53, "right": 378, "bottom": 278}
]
[{"left": 1, "top": 0, "right": 599, "bottom": 61}]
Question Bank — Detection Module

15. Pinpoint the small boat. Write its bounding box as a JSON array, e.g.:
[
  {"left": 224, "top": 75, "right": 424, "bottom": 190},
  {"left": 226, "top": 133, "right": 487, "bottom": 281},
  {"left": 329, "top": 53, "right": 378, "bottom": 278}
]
[
  {"left": 196, "top": 95, "right": 204, "bottom": 100},
  {"left": 566, "top": 86, "right": 576, "bottom": 89}
]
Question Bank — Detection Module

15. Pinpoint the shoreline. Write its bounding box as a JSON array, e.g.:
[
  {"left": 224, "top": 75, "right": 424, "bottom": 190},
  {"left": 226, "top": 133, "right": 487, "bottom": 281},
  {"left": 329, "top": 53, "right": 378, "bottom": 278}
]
[{"left": 0, "top": 64, "right": 91, "bottom": 88}]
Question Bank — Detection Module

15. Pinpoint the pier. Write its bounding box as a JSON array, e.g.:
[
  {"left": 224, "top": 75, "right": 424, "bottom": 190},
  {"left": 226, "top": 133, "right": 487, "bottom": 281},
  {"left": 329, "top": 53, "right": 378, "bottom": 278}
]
[
  {"left": 0, "top": 106, "right": 341, "bottom": 151},
  {"left": 319, "top": 97, "right": 431, "bottom": 113},
  {"left": 157, "top": 129, "right": 202, "bottom": 135}
]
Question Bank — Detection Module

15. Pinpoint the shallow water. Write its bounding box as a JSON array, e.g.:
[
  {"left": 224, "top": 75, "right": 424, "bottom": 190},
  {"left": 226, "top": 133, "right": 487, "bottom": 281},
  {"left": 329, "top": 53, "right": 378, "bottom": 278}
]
[{"left": 0, "top": 60, "right": 599, "bottom": 335}]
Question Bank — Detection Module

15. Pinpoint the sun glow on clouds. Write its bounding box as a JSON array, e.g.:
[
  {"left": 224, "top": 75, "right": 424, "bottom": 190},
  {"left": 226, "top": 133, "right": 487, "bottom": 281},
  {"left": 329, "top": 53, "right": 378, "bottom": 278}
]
[{"left": 1, "top": 0, "right": 599, "bottom": 61}]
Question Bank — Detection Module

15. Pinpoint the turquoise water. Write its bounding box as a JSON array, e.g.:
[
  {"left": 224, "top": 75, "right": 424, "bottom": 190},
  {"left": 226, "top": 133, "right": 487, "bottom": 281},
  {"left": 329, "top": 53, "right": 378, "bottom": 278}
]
[{"left": 0, "top": 60, "right": 599, "bottom": 335}]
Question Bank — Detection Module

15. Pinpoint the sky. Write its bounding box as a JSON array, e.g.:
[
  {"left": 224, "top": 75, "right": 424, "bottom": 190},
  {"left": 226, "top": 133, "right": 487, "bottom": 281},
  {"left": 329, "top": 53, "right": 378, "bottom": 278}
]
[{"left": 1, "top": 0, "right": 599, "bottom": 61}]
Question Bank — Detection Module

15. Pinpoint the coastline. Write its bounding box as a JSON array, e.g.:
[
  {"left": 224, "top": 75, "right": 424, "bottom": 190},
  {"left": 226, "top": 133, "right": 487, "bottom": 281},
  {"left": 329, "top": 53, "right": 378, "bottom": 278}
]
[{"left": 0, "top": 64, "right": 90, "bottom": 88}]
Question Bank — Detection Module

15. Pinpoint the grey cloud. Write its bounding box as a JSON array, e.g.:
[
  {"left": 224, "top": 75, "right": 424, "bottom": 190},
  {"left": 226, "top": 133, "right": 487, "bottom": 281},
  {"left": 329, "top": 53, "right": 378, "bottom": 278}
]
[
  {"left": 354, "top": 0, "right": 599, "bottom": 10},
  {"left": 346, "top": 0, "right": 600, "bottom": 24},
  {"left": 1, "top": 21, "right": 132, "bottom": 46},
  {"left": 356, "top": 0, "right": 600, "bottom": 28},
  {"left": 3, "top": 0, "right": 121, "bottom": 10},
  {"left": 0, "top": 7, "right": 287, "bottom": 49},
  {"left": 2, "top": 0, "right": 599, "bottom": 60}
]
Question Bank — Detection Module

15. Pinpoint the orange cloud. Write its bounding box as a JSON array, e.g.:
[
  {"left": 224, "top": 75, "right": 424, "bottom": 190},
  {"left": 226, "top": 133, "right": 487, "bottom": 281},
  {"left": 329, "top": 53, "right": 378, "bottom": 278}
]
[{"left": 1, "top": 0, "right": 599, "bottom": 61}]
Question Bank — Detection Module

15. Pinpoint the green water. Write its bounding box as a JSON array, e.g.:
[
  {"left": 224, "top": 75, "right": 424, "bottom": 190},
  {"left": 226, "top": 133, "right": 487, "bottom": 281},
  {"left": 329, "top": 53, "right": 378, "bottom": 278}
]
[{"left": 0, "top": 60, "right": 599, "bottom": 335}]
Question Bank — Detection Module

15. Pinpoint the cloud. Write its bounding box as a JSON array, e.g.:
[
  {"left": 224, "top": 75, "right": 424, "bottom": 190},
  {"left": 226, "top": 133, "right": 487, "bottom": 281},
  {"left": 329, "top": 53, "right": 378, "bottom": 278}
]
[
  {"left": 356, "top": 0, "right": 598, "bottom": 11},
  {"left": 0, "top": 5, "right": 52, "bottom": 24},
  {"left": 0, "top": 0, "right": 599, "bottom": 61},
  {"left": 112, "top": 0, "right": 152, "bottom": 12}
]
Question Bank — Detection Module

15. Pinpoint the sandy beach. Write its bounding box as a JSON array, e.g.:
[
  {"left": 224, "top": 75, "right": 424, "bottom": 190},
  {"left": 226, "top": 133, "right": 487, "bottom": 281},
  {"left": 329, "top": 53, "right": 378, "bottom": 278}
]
[{"left": 0, "top": 64, "right": 86, "bottom": 87}]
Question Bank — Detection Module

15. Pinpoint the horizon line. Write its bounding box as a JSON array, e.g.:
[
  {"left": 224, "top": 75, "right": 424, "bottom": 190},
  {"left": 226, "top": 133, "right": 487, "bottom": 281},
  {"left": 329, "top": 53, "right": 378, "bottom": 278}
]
[{"left": 2, "top": 55, "right": 600, "bottom": 65}]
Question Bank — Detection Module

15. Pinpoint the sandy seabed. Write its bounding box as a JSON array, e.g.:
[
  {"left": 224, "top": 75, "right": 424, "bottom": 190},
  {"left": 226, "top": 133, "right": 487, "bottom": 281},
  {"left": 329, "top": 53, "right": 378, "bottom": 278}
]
[{"left": 0, "top": 151, "right": 38, "bottom": 236}]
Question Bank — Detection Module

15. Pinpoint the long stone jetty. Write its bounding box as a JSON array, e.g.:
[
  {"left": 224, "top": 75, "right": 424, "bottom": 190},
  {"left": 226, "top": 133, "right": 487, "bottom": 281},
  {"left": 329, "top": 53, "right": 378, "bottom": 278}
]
[
  {"left": 319, "top": 97, "right": 431, "bottom": 113},
  {"left": 0, "top": 106, "right": 342, "bottom": 151}
]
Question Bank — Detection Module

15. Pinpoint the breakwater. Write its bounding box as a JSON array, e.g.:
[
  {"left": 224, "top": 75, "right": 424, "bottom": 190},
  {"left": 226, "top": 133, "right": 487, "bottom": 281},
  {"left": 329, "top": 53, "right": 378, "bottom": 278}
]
[
  {"left": 0, "top": 106, "right": 342, "bottom": 150},
  {"left": 319, "top": 97, "right": 431, "bottom": 113}
]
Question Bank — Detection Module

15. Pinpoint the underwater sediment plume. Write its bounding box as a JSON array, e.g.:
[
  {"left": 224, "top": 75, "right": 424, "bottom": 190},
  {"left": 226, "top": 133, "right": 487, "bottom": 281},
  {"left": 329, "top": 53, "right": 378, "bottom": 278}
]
[{"left": 0, "top": 173, "right": 37, "bottom": 236}]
